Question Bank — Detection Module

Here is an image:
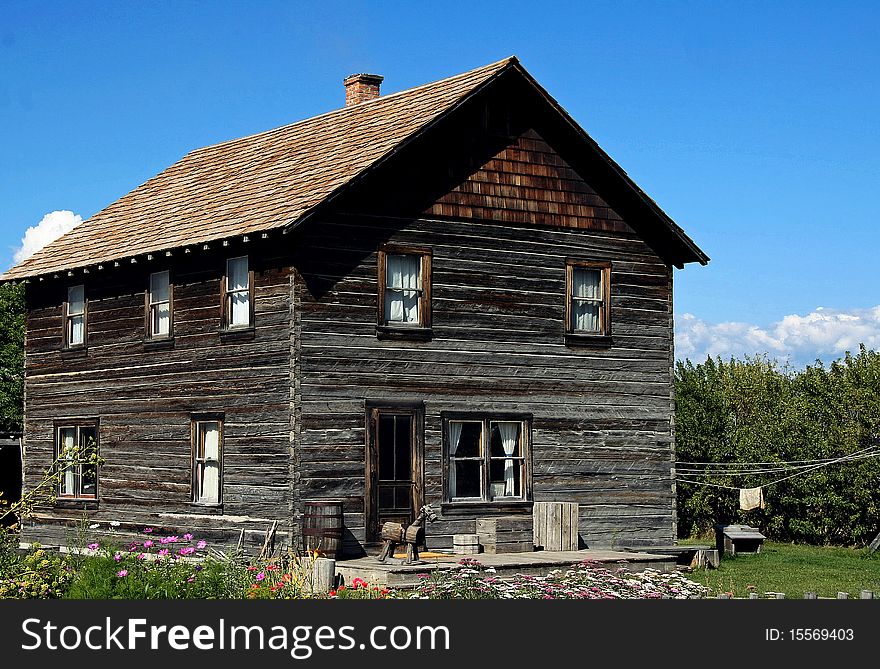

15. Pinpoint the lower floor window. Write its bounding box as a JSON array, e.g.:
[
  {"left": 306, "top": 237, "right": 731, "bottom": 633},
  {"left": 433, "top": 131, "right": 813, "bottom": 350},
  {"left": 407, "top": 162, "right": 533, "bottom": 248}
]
[
  {"left": 55, "top": 422, "right": 98, "bottom": 499},
  {"left": 192, "top": 417, "right": 223, "bottom": 505},
  {"left": 445, "top": 414, "right": 531, "bottom": 502}
]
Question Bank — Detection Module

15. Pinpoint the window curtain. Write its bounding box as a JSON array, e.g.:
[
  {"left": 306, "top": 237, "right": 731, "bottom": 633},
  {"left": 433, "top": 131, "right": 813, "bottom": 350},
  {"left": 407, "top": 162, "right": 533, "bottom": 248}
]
[
  {"left": 572, "top": 268, "right": 601, "bottom": 332},
  {"left": 497, "top": 422, "right": 519, "bottom": 496},
  {"left": 447, "top": 422, "right": 463, "bottom": 498},
  {"left": 228, "top": 258, "right": 250, "bottom": 326},
  {"left": 201, "top": 424, "right": 220, "bottom": 504},
  {"left": 386, "top": 254, "right": 420, "bottom": 323},
  {"left": 150, "top": 272, "right": 170, "bottom": 335}
]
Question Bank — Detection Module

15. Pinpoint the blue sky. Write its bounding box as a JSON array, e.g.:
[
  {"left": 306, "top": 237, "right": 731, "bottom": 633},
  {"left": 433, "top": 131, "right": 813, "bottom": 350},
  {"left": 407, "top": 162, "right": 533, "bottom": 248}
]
[{"left": 2, "top": 1, "right": 878, "bottom": 365}]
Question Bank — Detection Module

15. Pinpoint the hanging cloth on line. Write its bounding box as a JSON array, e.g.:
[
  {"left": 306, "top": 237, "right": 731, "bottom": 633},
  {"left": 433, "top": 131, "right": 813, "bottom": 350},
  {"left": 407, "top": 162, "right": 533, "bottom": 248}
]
[{"left": 739, "top": 486, "right": 765, "bottom": 511}]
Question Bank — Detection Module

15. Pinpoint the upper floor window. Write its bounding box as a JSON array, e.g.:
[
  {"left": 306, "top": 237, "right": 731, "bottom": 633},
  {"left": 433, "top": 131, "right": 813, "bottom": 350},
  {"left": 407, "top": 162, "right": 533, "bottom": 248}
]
[
  {"left": 147, "top": 270, "right": 172, "bottom": 339},
  {"left": 55, "top": 421, "right": 98, "bottom": 500},
  {"left": 444, "top": 414, "right": 531, "bottom": 503},
  {"left": 565, "top": 260, "right": 611, "bottom": 343},
  {"left": 64, "top": 284, "right": 86, "bottom": 348},
  {"left": 377, "top": 247, "right": 432, "bottom": 335},
  {"left": 223, "top": 256, "right": 252, "bottom": 329},
  {"left": 192, "top": 416, "right": 223, "bottom": 505}
]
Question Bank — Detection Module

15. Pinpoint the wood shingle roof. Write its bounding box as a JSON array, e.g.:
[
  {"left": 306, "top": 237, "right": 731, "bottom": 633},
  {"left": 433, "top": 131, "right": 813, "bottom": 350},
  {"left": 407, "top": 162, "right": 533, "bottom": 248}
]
[{"left": 2, "top": 58, "right": 515, "bottom": 280}]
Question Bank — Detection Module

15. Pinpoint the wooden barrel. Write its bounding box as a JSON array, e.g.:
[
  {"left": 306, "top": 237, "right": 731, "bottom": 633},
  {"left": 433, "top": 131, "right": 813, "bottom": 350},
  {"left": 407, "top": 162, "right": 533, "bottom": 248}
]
[{"left": 302, "top": 500, "right": 344, "bottom": 559}]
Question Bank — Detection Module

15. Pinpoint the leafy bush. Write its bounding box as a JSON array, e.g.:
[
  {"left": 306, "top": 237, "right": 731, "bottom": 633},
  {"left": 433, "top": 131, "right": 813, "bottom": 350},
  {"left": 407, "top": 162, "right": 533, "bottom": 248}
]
[{"left": 0, "top": 535, "right": 75, "bottom": 599}]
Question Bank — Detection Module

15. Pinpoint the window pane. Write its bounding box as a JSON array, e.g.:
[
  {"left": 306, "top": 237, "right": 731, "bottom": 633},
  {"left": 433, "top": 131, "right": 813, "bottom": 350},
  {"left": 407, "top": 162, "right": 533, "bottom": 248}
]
[
  {"left": 152, "top": 302, "right": 170, "bottom": 336},
  {"left": 150, "top": 271, "right": 170, "bottom": 304},
  {"left": 489, "top": 459, "right": 521, "bottom": 498},
  {"left": 230, "top": 291, "right": 250, "bottom": 327},
  {"left": 200, "top": 423, "right": 220, "bottom": 460},
  {"left": 572, "top": 301, "right": 601, "bottom": 332},
  {"left": 395, "top": 486, "right": 411, "bottom": 511},
  {"left": 68, "top": 285, "right": 85, "bottom": 315},
  {"left": 59, "top": 428, "right": 76, "bottom": 496},
  {"left": 453, "top": 460, "right": 481, "bottom": 498},
  {"left": 572, "top": 268, "right": 601, "bottom": 299},
  {"left": 386, "top": 255, "right": 420, "bottom": 290},
  {"left": 490, "top": 422, "right": 521, "bottom": 458},
  {"left": 385, "top": 255, "right": 420, "bottom": 324},
  {"left": 197, "top": 422, "right": 221, "bottom": 503},
  {"left": 81, "top": 464, "right": 97, "bottom": 496},
  {"left": 69, "top": 315, "right": 84, "bottom": 346},
  {"left": 378, "top": 415, "right": 395, "bottom": 481},
  {"left": 454, "top": 422, "right": 482, "bottom": 458},
  {"left": 227, "top": 257, "right": 249, "bottom": 292},
  {"left": 200, "top": 462, "right": 219, "bottom": 504},
  {"left": 378, "top": 486, "right": 394, "bottom": 509},
  {"left": 394, "top": 415, "right": 411, "bottom": 480}
]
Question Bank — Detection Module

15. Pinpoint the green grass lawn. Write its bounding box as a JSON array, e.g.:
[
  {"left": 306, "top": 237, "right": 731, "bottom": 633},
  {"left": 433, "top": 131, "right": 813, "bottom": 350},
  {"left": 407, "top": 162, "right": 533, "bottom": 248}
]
[{"left": 683, "top": 541, "right": 880, "bottom": 598}]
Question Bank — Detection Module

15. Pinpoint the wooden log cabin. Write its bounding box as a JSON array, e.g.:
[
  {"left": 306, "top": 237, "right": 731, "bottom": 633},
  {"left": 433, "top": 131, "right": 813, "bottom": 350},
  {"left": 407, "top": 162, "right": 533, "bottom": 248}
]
[{"left": 1, "top": 57, "right": 708, "bottom": 556}]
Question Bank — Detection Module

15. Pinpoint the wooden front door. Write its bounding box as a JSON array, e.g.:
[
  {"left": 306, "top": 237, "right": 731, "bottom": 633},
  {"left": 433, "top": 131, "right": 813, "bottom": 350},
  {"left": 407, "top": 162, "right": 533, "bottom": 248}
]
[{"left": 366, "top": 403, "right": 424, "bottom": 543}]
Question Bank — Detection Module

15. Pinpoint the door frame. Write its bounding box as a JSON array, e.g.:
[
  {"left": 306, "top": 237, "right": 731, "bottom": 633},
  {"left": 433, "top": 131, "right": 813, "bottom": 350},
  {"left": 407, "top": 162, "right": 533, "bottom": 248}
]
[{"left": 364, "top": 400, "right": 425, "bottom": 543}]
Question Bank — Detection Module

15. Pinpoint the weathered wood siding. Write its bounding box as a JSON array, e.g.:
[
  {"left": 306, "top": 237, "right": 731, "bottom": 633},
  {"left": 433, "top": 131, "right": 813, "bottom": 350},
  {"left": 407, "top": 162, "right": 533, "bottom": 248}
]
[
  {"left": 21, "top": 246, "right": 294, "bottom": 550},
  {"left": 294, "top": 125, "right": 675, "bottom": 552}
]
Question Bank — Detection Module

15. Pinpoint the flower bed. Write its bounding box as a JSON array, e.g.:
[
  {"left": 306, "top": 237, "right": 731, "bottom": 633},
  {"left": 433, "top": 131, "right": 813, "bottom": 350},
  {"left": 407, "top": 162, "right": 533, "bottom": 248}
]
[{"left": 406, "top": 559, "right": 708, "bottom": 599}]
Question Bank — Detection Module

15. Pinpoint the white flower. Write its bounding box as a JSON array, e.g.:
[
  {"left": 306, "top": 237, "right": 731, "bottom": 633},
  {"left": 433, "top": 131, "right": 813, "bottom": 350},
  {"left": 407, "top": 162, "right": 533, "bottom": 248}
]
[
  {"left": 109, "top": 521, "right": 121, "bottom": 527},
  {"left": 88, "top": 523, "right": 99, "bottom": 529}
]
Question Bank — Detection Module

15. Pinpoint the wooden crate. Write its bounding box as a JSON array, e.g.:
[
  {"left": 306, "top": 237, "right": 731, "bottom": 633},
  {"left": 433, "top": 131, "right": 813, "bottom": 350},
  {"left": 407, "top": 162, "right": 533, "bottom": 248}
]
[
  {"left": 476, "top": 516, "right": 534, "bottom": 554},
  {"left": 533, "top": 501, "right": 579, "bottom": 551}
]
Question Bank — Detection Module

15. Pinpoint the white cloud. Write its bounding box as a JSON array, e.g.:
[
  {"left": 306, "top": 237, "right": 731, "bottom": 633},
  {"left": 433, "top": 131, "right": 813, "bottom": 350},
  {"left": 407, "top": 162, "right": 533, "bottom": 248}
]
[
  {"left": 676, "top": 306, "right": 880, "bottom": 366},
  {"left": 13, "top": 210, "right": 82, "bottom": 264}
]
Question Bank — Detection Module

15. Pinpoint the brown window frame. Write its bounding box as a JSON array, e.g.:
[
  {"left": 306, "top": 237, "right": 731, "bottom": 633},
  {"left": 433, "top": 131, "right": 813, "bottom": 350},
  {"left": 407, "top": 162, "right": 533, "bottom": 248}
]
[
  {"left": 54, "top": 419, "right": 99, "bottom": 501},
  {"left": 145, "top": 269, "right": 174, "bottom": 342},
  {"left": 191, "top": 413, "right": 224, "bottom": 507},
  {"left": 376, "top": 245, "right": 432, "bottom": 340},
  {"left": 441, "top": 412, "right": 533, "bottom": 506},
  {"left": 62, "top": 284, "right": 88, "bottom": 350},
  {"left": 220, "top": 256, "right": 255, "bottom": 334},
  {"left": 564, "top": 259, "right": 612, "bottom": 347}
]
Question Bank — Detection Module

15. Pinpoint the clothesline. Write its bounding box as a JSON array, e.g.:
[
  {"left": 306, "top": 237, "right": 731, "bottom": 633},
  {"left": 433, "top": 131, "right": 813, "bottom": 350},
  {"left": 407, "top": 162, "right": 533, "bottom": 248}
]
[
  {"left": 676, "top": 444, "right": 880, "bottom": 491},
  {"left": 676, "top": 449, "right": 880, "bottom": 476}
]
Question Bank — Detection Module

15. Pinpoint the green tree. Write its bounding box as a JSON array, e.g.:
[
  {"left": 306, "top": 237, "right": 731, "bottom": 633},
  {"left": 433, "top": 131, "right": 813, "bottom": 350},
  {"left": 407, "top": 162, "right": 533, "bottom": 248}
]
[
  {"left": 0, "top": 281, "right": 24, "bottom": 433},
  {"left": 675, "top": 347, "right": 880, "bottom": 546}
]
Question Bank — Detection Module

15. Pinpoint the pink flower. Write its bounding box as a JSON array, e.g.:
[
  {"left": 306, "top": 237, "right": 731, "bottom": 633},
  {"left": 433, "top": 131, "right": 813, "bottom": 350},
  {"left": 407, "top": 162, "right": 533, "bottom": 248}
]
[
  {"left": 157, "top": 549, "right": 169, "bottom": 557},
  {"left": 183, "top": 533, "right": 193, "bottom": 541},
  {"left": 137, "top": 553, "right": 146, "bottom": 560},
  {"left": 196, "top": 540, "right": 207, "bottom": 550},
  {"left": 113, "top": 553, "right": 122, "bottom": 562},
  {"left": 143, "top": 527, "right": 153, "bottom": 534},
  {"left": 143, "top": 540, "right": 153, "bottom": 548},
  {"left": 160, "top": 535, "right": 179, "bottom": 545},
  {"left": 117, "top": 570, "right": 128, "bottom": 578},
  {"left": 256, "top": 572, "right": 265, "bottom": 582},
  {"left": 178, "top": 547, "right": 195, "bottom": 556},
  {"left": 87, "top": 543, "right": 99, "bottom": 551}
]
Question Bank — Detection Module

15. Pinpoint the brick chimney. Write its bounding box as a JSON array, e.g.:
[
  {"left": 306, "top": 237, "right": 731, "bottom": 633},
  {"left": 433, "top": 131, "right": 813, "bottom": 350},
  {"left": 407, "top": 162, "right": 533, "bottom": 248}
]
[{"left": 344, "top": 73, "right": 384, "bottom": 106}]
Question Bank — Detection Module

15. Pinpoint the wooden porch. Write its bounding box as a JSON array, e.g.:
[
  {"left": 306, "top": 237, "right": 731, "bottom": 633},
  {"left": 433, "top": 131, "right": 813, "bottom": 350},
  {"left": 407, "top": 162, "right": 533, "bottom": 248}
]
[{"left": 335, "top": 548, "right": 677, "bottom": 589}]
